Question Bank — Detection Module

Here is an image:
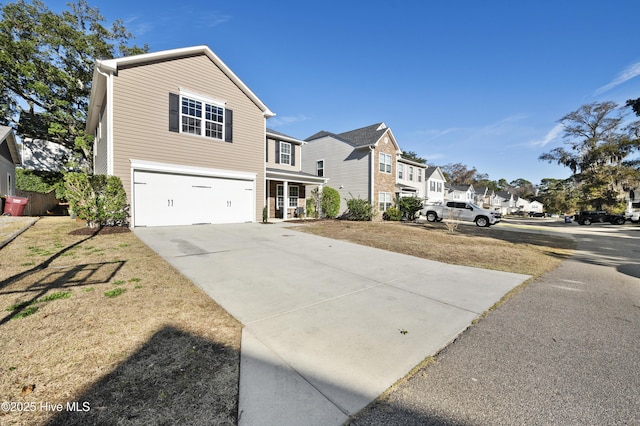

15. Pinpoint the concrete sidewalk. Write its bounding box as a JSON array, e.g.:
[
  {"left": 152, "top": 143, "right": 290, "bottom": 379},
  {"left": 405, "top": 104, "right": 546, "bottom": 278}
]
[{"left": 135, "top": 223, "right": 529, "bottom": 425}]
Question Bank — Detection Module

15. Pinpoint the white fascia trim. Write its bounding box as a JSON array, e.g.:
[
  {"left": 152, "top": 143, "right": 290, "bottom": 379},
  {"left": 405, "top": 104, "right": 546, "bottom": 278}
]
[
  {"left": 93, "top": 65, "right": 114, "bottom": 174},
  {"left": 266, "top": 131, "right": 306, "bottom": 145},
  {"left": 99, "top": 45, "right": 275, "bottom": 117},
  {"left": 130, "top": 159, "right": 257, "bottom": 181},
  {"left": 266, "top": 170, "right": 328, "bottom": 185}
]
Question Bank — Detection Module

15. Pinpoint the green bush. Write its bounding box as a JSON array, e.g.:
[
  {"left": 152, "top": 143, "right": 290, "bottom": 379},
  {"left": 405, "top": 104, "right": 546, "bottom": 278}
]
[
  {"left": 397, "top": 196, "right": 423, "bottom": 221},
  {"left": 321, "top": 186, "right": 340, "bottom": 219},
  {"left": 383, "top": 206, "right": 402, "bottom": 221},
  {"left": 16, "top": 169, "right": 66, "bottom": 199},
  {"left": 343, "top": 195, "right": 375, "bottom": 221},
  {"left": 64, "top": 173, "right": 128, "bottom": 228}
]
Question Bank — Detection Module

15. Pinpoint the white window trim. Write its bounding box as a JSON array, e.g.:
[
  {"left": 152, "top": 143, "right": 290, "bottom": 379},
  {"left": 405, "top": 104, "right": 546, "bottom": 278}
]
[
  {"left": 398, "top": 163, "right": 404, "bottom": 179},
  {"left": 276, "top": 184, "right": 299, "bottom": 208},
  {"left": 316, "top": 159, "right": 324, "bottom": 177},
  {"left": 179, "top": 91, "right": 226, "bottom": 140},
  {"left": 288, "top": 185, "right": 299, "bottom": 208},
  {"left": 280, "top": 142, "right": 292, "bottom": 165},
  {"left": 378, "top": 192, "right": 393, "bottom": 211},
  {"left": 379, "top": 153, "right": 392, "bottom": 174},
  {"left": 409, "top": 166, "right": 414, "bottom": 181}
]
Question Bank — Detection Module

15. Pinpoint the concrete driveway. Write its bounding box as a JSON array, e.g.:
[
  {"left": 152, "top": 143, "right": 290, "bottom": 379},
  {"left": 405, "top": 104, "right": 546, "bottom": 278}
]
[{"left": 135, "top": 222, "right": 530, "bottom": 425}]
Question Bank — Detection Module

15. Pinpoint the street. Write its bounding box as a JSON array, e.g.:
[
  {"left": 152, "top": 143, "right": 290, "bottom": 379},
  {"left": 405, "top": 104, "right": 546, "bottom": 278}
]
[{"left": 351, "top": 219, "right": 640, "bottom": 425}]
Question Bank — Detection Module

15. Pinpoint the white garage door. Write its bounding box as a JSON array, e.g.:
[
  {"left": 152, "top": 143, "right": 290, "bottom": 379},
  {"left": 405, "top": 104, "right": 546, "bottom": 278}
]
[{"left": 133, "top": 170, "right": 254, "bottom": 227}]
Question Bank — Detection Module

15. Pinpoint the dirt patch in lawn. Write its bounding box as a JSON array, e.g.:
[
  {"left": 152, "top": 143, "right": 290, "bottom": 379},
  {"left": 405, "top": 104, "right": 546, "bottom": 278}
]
[
  {"left": 0, "top": 217, "right": 241, "bottom": 425},
  {"left": 297, "top": 220, "right": 575, "bottom": 277}
]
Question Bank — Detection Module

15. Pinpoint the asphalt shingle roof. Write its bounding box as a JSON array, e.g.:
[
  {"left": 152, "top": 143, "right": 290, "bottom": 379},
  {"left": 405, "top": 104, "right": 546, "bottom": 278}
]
[{"left": 305, "top": 123, "right": 387, "bottom": 147}]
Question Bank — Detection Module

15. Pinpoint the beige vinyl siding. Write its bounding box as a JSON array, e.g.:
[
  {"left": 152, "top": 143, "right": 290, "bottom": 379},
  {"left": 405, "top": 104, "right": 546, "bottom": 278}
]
[
  {"left": 301, "top": 136, "right": 370, "bottom": 213},
  {"left": 110, "top": 54, "right": 265, "bottom": 220},
  {"left": 265, "top": 137, "right": 301, "bottom": 170},
  {"left": 93, "top": 102, "right": 108, "bottom": 175}
]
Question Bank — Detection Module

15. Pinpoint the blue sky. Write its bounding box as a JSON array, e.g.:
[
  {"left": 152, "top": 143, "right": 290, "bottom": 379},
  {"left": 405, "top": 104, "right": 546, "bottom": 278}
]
[{"left": 48, "top": 0, "right": 640, "bottom": 184}]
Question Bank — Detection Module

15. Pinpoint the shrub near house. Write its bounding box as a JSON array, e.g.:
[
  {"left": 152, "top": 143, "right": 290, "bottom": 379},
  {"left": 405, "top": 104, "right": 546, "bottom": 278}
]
[{"left": 64, "top": 173, "right": 128, "bottom": 228}]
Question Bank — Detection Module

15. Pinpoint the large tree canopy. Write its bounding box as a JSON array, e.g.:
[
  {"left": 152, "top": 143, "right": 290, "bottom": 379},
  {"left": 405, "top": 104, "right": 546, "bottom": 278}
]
[
  {"left": 539, "top": 101, "right": 640, "bottom": 210},
  {"left": 0, "top": 0, "right": 147, "bottom": 163}
]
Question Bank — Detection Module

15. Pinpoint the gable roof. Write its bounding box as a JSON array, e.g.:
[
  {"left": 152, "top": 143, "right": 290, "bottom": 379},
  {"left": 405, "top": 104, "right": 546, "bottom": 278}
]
[
  {"left": 425, "top": 166, "right": 446, "bottom": 181},
  {"left": 0, "top": 125, "right": 21, "bottom": 165},
  {"left": 337, "top": 122, "right": 388, "bottom": 147},
  {"left": 266, "top": 128, "right": 305, "bottom": 145},
  {"left": 87, "top": 45, "right": 275, "bottom": 132},
  {"left": 306, "top": 122, "right": 401, "bottom": 153}
]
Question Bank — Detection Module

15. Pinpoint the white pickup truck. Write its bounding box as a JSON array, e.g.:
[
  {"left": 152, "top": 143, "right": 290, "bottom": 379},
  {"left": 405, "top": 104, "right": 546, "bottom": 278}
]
[{"left": 422, "top": 201, "right": 501, "bottom": 227}]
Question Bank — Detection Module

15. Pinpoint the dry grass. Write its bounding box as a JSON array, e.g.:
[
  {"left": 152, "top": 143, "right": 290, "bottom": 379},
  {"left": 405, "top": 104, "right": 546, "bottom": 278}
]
[
  {"left": 297, "top": 220, "right": 575, "bottom": 277},
  {"left": 0, "top": 217, "right": 241, "bottom": 425}
]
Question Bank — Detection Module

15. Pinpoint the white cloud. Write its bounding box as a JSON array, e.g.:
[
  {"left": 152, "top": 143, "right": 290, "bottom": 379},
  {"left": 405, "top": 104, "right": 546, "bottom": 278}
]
[
  {"left": 267, "top": 114, "right": 309, "bottom": 127},
  {"left": 594, "top": 61, "right": 640, "bottom": 95},
  {"left": 198, "top": 12, "right": 231, "bottom": 28},
  {"left": 530, "top": 123, "right": 564, "bottom": 147}
]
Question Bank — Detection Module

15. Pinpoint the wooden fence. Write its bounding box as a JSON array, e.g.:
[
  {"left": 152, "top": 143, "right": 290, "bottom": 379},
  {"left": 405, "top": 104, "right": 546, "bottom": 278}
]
[{"left": 14, "top": 190, "right": 60, "bottom": 216}]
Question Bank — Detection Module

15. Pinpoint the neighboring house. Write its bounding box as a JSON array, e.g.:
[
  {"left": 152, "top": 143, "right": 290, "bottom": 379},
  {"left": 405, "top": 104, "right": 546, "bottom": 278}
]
[
  {"left": 302, "top": 122, "right": 401, "bottom": 215},
  {"left": 424, "top": 166, "right": 447, "bottom": 205},
  {"left": 396, "top": 157, "right": 427, "bottom": 199},
  {"left": 528, "top": 200, "right": 544, "bottom": 214},
  {"left": 86, "top": 45, "right": 275, "bottom": 227},
  {"left": 515, "top": 196, "right": 531, "bottom": 213},
  {"left": 20, "top": 138, "right": 82, "bottom": 171},
  {"left": 446, "top": 184, "right": 475, "bottom": 202},
  {"left": 265, "top": 128, "right": 328, "bottom": 219},
  {"left": 495, "top": 191, "right": 516, "bottom": 214},
  {"left": 0, "top": 126, "right": 21, "bottom": 196},
  {"left": 474, "top": 186, "right": 491, "bottom": 207}
]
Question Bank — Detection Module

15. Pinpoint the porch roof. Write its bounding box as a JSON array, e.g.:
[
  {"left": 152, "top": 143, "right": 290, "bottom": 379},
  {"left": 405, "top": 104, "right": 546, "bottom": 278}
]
[{"left": 266, "top": 168, "right": 328, "bottom": 185}]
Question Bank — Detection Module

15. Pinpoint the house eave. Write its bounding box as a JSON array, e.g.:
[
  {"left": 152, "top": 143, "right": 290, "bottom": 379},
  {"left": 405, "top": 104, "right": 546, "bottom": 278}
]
[
  {"left": 0, "top": 126, "right": 21, "bottom": 165},
  {"left": 266, "top": 168, "right": 328, "bottom": 185},
  {"left": 94, "top": 45, "right": 274, "bottom": 118},
  {"left": 266, "top": 130, "right": 306, "bottom": 145}
]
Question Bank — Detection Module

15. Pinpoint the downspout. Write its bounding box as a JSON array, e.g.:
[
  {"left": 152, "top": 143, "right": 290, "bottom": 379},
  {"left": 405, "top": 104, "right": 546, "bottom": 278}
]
[{"left": 95, "top": 63, "right": 114, "bottom": 176}]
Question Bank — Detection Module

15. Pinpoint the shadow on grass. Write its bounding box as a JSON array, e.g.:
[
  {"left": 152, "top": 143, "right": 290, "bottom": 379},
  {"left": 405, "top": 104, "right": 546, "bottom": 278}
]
[
  {"left": 45, "top": 325, "right": 239, "bottom": 426},
  {"left": 0, "top": 260, "right": 125, "bottom": 325},
  {"left": 0, "top": 231, "right": 121, "bottom": 325}
]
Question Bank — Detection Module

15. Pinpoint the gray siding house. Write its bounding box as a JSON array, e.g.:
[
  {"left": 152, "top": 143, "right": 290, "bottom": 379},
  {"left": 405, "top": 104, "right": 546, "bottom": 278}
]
[{"left": 301, "top": 123, "right": 401, "bottom": 215}]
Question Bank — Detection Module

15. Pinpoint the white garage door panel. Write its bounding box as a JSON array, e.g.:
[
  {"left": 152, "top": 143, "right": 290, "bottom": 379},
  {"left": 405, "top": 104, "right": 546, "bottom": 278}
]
[{"left": 133, "top": 170, "right": 254, "bottom": 227}]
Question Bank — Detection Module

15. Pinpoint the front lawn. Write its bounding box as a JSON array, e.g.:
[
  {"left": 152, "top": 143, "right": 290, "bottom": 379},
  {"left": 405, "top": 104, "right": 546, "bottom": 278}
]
[
  {"left": 297, "top": 220, "right": 575, "bottom": 278},
  {"left": 0, "top": 217, "right": 241, "bottom": 425}
]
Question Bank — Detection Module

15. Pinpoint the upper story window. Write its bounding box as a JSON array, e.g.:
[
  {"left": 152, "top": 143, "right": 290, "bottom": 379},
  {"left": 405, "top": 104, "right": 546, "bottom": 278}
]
[
  {"left": 398, "top": 164, "right": 404, "bottom": 179},
  {"left": 181, "top": 96, "right": 224, "bottom": 140},
  {"left": 379, "top": 153, "right": 392, "bottom": 174},
  {"left": 169, "top": 92, "right": 233, "bottom": 142},
  {"left": 317, "top": 160, "right": 324, "bottom": 177},
  {"left": 408, "top": 166, "right": 414, "bottom": 181},
  {"left": 280, "top": 142, "right": 292, "bottom": 165},
  {"left": 418, "top": 169, "right": 423, "bottom": 182}
]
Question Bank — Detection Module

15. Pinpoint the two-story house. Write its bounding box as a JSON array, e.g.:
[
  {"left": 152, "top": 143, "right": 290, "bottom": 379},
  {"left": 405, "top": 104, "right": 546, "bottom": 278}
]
[
  {"left": 446, "top": 184, "right": 475, "bottom": 202},
  {"left": 396, "top": 157, "right": 427, "bottom": 199},
  {"left": 302, "top": 123, "right": 401, "bottom": 214},
  {"left": 424, "top": 166, "right": 447, "bottom": 205},
  {"left": 87, "top": 45, "right": 275, "bottom": 227},
  {"left": 265, "top": 128, "right": 327, "bottom": 220}
]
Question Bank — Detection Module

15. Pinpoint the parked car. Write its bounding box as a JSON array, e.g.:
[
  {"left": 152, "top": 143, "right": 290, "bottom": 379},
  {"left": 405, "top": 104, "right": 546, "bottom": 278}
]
[
  {"left": 574, "top": 210, "right": 625, "bottom": 225},
  {"left": 423, "top": 201, "right": 501, "bottom": 227},
  {"left": 625, "top": 202, "right": 640, "bottom": 223},
  {"left": 529, "top": 211, "right": 545, "bottom": 217}
]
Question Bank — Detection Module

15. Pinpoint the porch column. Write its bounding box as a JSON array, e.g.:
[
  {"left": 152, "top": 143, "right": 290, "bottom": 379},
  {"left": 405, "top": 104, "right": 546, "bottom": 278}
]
[{"left": 283, "top": 180, "right": 288, "bottom": 219}]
